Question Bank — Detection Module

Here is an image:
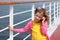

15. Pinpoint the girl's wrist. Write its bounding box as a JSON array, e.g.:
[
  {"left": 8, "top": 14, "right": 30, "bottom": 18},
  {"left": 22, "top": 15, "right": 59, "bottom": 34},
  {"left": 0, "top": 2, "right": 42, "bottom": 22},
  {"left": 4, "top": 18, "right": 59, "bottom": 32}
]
[{"left": 42, "top": 20, "right": 44, "bottom": 22}]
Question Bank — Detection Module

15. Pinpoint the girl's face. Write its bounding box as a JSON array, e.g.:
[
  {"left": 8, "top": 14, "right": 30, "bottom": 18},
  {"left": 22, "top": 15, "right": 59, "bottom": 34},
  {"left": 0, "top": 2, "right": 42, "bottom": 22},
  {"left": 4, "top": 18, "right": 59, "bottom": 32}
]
[{"left": 34, "top": 12, "right": 43, "bottom": 23}]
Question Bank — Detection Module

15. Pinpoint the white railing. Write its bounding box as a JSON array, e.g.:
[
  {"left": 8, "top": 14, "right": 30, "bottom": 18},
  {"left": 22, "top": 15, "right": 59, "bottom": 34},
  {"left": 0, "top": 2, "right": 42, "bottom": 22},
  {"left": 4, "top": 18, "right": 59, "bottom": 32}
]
[
  {"left": 0, "top": 10, "right": 32, "bottom": 19},
  {"left": 9, "top": 5, "right": 14, "bottom": 40},
  {"left": 0, "top": 1, "right": 60, "bottom": 40},
  {"left": 0, "top": 10, "right": 32, "bottom": 32}
]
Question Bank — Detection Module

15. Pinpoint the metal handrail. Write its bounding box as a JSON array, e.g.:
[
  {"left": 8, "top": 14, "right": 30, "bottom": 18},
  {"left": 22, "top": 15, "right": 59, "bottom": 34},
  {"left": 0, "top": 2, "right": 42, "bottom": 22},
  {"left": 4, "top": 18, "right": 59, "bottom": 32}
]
[
  {"left": 0, "top": 0, "right": 59, "bottom": 5},
  {"left": 0, "top": 18, "right": 31, "bottom": 32},
  {"left": 0, "top": 10, "right": 32, "bottom": 19}
]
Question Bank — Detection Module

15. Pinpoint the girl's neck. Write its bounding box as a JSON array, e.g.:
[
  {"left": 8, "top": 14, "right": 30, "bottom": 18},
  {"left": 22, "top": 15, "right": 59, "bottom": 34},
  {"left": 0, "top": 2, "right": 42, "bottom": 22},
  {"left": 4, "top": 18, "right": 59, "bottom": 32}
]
[{"left": 34, "top": 20, "right": 40, "bottom": 23}]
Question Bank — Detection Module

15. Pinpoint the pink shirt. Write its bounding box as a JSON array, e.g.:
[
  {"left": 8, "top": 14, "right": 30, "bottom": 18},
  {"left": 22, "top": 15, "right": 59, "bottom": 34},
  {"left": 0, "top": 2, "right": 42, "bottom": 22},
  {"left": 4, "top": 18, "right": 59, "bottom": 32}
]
[{"left": 13, "top": 20, "right": 50, "bottom": 40}]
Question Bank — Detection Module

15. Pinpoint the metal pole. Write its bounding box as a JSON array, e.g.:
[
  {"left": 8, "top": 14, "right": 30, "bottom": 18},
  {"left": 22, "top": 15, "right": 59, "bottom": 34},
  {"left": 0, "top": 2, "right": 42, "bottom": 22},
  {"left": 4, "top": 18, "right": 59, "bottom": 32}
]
[
  {"left": 32, "top": 3, "right": 35, "bottom": 20},
  {"left": 43, "top": 3, "right": 45, "bottom": 8},
  {"left": 9, "top": 5, "right": 14, "bottom": 40},
  {"left": 57, "top": 2, "right": 58, "bottom": 18},
  {"left": 54, "top": 2, "right": 56, "bottom": 24},
  {"left": 49, "top": 2, "right": 51, "bottom": 27}
]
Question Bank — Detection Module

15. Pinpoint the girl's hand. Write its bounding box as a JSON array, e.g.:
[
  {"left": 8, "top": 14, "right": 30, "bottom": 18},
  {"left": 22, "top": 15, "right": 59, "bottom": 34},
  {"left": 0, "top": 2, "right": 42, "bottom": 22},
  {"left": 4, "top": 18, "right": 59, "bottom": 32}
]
[
  {"left": 8, "top": 25, "right": 13, "bottom": 31},
  {"left": 42, "top": 17, "right": 46, "bottom": 23}
]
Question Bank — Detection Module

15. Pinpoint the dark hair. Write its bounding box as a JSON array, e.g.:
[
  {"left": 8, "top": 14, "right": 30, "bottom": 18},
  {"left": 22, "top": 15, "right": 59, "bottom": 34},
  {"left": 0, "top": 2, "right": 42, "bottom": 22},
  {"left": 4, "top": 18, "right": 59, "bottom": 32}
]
[
  {"left": 35, "top": 8, "right": 46, "bottom": 14},
  {"left": 35, "top": 8, "right": 49, "bottom": 24}
]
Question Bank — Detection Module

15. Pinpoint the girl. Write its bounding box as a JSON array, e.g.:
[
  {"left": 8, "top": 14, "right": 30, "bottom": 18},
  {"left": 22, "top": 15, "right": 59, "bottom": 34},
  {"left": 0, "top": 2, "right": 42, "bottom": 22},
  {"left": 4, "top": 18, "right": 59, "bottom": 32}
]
[{"left": 8, "top": 8, "right": 50, "bottom": 40}]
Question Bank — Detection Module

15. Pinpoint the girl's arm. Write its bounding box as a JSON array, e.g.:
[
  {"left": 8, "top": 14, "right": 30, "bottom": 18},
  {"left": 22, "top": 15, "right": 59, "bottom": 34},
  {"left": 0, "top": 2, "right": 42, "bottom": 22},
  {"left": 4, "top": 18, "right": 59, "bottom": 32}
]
[
  {"left": 41, "top": 21, "right": 48, "bottom": 35},
  {"left": 13, "top": 21, "right": 32, "bottom": 33}
]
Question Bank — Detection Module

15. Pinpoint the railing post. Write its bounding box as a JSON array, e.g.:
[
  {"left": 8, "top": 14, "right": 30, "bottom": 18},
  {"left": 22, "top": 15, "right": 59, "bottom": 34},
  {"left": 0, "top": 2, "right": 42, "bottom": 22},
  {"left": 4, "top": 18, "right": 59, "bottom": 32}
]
[
  {"left": 9, "top": 5, "right": 14, "bottom": 40},
  {"left": 54, "top": 2, "right": 56, "bottom": 22},
  {"left": 58, "top": 2, "right": 60, "bottom": 16},
  {"left": 54, "top": 2, "right": 56, "bottom": 24},
  {"left": 49, "top": 2, "right": 51, "bottom": 27},
  {"left": 32, "top": 3, "right": 35, "bottom": 20},
  {"left": 43, "top": 3, "right": 45, "bottom": 8},
  {"left": 57, "top": 2, "right": 58, "bottom": 18}
]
